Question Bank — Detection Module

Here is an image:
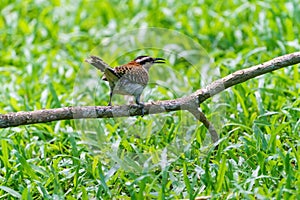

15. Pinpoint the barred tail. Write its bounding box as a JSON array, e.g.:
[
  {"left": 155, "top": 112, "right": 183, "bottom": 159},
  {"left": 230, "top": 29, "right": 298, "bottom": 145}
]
[{"left": 85, "top": 55, "right": 110, "bottom": 72}]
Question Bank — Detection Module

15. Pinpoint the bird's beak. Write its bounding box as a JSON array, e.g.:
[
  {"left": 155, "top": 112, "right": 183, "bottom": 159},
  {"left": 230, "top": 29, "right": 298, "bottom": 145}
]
[{"left": 154, "top": 58, "right": 166, "bottom": 63}]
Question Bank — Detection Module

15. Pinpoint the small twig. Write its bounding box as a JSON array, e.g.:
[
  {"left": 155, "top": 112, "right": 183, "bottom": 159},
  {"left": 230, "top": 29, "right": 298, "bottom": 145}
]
[{"left": 187, "top": 108, "right": 219, "bottom": 143}]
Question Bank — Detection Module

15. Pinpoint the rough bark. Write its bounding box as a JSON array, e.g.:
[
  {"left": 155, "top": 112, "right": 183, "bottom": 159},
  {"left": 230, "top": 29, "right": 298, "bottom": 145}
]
[{"left": 1, "top": 52, "right": 300, "bottom": 142}]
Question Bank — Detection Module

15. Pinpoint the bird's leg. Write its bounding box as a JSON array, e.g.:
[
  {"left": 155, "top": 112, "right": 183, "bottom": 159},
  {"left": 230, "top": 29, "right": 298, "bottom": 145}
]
[
  {"left": 108, "top": 90, "right": 113, "bottom": 106},
  {"left": 135, "top": 95, "right": 145, "bottom": 116}
]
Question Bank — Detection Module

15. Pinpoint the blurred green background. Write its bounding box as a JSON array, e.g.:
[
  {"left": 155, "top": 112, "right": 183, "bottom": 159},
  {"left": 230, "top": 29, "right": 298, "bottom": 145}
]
[{"left": 0, "top": 0, "right": 299, "bottom": 199}]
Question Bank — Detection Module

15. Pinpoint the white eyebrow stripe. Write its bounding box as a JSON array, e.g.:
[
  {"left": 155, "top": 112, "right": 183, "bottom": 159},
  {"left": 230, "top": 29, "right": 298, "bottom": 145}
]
[{"left": 136, "top": 57, "right": 151, "bottom": 63}]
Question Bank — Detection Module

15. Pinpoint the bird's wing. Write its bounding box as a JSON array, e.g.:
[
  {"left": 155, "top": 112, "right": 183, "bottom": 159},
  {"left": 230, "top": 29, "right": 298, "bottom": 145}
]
[
  {"left": 85, "top": 55, "right": 111, "bottom": 72},
  {"left": 104, "top": 67, "right": 121, "bottom": 83},
  {"left": 114, "top": 64, "right": 148, "bottom": 85}
]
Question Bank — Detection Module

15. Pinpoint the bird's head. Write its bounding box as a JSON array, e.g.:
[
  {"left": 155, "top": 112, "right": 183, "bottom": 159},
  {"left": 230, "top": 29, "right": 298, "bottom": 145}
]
[{"left": 133, "top": 55, "right": 165, "bottom": 70}]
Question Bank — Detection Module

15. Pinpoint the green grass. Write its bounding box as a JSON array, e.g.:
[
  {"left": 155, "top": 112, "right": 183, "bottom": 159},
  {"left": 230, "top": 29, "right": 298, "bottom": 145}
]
[{"left": 1, "top": 0, "right": 300, "bottom": 199}]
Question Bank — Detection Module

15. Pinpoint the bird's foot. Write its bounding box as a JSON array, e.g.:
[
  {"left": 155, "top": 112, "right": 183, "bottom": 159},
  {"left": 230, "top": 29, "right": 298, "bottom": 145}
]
[{"left": 138, "top": 103, "right": 145, "bottom": 117}]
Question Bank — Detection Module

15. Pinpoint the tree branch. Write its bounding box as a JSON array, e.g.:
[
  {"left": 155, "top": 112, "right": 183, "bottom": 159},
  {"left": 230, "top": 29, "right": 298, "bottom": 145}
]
[{"left": 1, "top": 52, "right": 300, "bottom": 141}]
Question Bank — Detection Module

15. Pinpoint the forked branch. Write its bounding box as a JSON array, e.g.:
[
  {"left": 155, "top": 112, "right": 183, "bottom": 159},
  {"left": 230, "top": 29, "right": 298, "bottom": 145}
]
[{"left": 1, "top": 52, "right": 300, "bottom": 142}]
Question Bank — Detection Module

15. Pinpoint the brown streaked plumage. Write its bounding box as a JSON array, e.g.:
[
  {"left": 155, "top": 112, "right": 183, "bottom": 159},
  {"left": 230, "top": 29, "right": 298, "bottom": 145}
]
[{"left": 85, "top": 55, "right": 165, "bottom": 115}]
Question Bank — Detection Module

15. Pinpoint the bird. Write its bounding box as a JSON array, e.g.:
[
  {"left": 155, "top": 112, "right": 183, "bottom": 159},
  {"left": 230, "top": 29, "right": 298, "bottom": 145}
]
[{"left": 85, "top": 55, "right": 165, "bottom": 115}]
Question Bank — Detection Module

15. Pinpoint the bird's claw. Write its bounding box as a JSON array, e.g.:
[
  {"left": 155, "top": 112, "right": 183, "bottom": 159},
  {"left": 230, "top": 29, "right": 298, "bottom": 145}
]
[{"left": 138, "top": 103, "right": 145, "bottom": 117}]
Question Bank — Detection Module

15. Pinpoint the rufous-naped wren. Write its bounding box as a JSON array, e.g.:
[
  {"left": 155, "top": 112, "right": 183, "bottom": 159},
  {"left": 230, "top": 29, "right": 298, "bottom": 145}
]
[{"left": 85, "top": 55, "right": 165, "bottom": 115}]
